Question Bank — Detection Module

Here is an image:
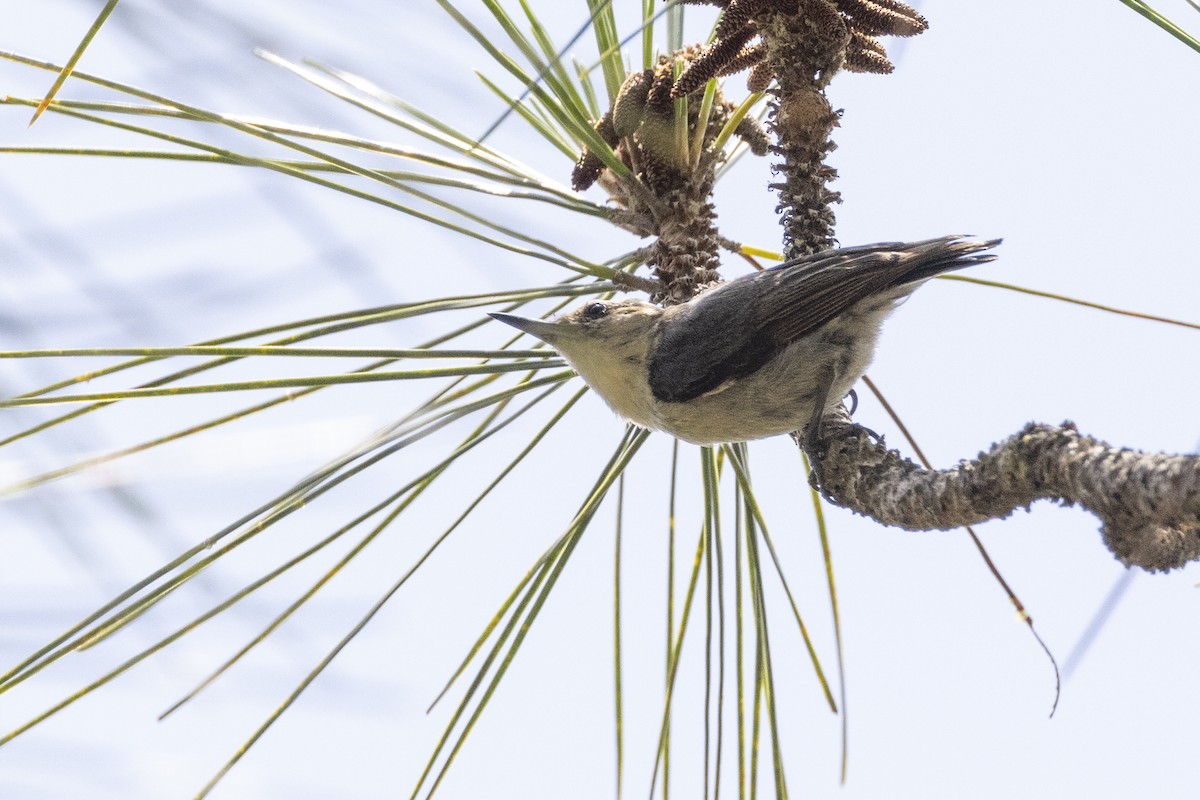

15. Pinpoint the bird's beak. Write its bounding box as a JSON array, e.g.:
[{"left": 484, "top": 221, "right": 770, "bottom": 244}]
[{"left": 488, "top": 312, "right": 562, "bottom": 344}]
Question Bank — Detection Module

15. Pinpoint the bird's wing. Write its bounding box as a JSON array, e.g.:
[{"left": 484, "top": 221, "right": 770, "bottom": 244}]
[{"left": 647, "top": 237, "right": 996, "bottom": 403}]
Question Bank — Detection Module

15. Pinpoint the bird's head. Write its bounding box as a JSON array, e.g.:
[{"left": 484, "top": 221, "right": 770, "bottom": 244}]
[
  {"left": 490, "top": 299, "right": 663, "bottom": 364},
  {"left": 490, "top": 300, "right": 665, "bottom": 422}
]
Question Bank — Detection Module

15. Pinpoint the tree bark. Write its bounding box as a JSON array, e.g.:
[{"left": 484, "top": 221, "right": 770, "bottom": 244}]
[{"left": 805, "top": 407, "right": 1200, "bottom": 572}]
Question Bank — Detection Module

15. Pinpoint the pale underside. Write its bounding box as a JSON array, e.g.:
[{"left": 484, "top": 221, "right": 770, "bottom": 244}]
[{"left": 565, "top": 299, "right": 893, "bottom": 444}]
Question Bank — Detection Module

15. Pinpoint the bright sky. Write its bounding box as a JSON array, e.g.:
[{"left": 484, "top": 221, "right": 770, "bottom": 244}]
[{"left": 2, "top": 2, "right": 1199, "bottom": 799}]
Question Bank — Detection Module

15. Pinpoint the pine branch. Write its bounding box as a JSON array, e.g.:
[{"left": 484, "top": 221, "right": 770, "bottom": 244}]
[{"left": 806, "top": 408, "right": 1200, "bottom": 572}]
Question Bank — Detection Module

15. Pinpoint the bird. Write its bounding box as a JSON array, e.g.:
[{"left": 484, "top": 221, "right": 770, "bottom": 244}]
[{"left": 490, "top": 235, "right": 998, "bottom": 445}]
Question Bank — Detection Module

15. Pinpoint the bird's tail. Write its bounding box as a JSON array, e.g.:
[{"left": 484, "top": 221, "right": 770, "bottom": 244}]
[{"left": 873, "top": 235, "right": 1001, "bottom": 284}]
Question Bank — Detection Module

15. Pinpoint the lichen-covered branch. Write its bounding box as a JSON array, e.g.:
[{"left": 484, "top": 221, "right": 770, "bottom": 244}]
[{"left": 805, "top": 408, "right": 1200, "bottom": 572}]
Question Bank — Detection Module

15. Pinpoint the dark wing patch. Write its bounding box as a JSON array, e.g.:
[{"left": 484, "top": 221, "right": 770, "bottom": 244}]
[
  {"left": 647, "top": 237, "right": 997, "bottom": 403},
  {"left": 649, "top": 293, "right": 776, "bottom": 402}
]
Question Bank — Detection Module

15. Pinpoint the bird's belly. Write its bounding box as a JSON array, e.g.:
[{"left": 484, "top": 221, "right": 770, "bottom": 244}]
[
  {"left": 654, "top": 383, "right": 820, "bottom": 444},
  {"left": 650, "top": 334, "right": 871, "bottom": 444}
]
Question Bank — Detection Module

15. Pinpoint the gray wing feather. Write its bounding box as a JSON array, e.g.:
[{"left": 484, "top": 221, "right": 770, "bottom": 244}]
[{"left": 648, "top": 236, "right": 998, "bottom": 403}]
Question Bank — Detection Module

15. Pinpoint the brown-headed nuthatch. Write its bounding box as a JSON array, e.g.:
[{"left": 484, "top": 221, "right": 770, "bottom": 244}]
[{"left": 490, "top": 235, "right": 998, "bottom": 445}]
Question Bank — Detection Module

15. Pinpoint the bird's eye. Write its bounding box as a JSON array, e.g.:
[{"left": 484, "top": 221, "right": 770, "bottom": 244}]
[{"left": 584, "top": 302, "right": 608, "bottom": 320}]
